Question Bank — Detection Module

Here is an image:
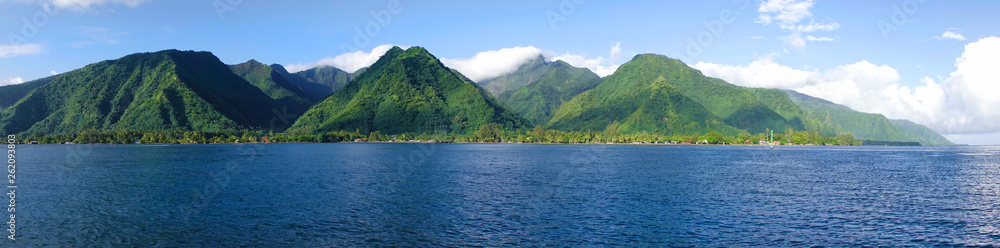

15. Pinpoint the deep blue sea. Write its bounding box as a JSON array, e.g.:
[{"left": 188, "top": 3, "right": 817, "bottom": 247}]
[{"left": 10, "top": 144, "right": 1000, "bottom": 246}]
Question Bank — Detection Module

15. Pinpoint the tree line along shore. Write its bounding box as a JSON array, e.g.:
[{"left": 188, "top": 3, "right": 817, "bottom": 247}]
[{"left": 14, "top": 122, "right": 864, "bottom": 146}]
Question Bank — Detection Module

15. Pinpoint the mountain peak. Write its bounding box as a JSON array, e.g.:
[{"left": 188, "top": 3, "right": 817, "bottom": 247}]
[
  {"left": 290, "top": 46, "right": 526, "bottom": 134},
  {"left": 233, "top": 59, "right": 267, "bottom": 69},
  {"left": 385, "top": 46, "right": 407, "bottom": 56},
  {"left": 402, "top": 46, "right": 426, "bottom": 53},
  {"left": 243, "top": 59, "right": 264, "bottom": 65},
  {"left": 270, "top": 63, "right": 289, "bottom": 74},
  {"left": 1, "top": 49, "right": 283, "bottom": 135},
  {"left": 630, "top": 53, "right": 685, "bottom": 65},
  {"left": 397, "top": 46, "right": 440, "bottom": 61}
]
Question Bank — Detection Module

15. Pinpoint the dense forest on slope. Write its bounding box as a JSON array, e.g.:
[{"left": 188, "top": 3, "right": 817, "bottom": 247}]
[
  {"left": 0, "top": 75, "right": 57, "bottom": 108},
  {"left": 0, "top": 50, "right": 284, "bottom": 135},
  {"left": 494, "top": 59, "right": 602, "bottom": 125},
  {"left": 784, "top": 90, "right": 953, "bottom": 145},
  {"left": 611, "top": 54, "right": 806, "bottom": 134},
  {"left": 274, "top": 65, "right": 357, "bottom": 99},
  {"left": 229, "top": 60, "right": 316, "bottom": 113},
  {"left": 887, "top": 119, "right": 954, "bottom": 146},
  {"left": 478, "top": 55, "right": 556, "bottom": 96},
  {"left": 289, "top": 46, "right": 527, "bottom": 134},
  {"left": 0, "top": 47, "right": 953, "bottom": 146},
  {"left": 547, "top": 54, "right": 742, "bottom": 136}
]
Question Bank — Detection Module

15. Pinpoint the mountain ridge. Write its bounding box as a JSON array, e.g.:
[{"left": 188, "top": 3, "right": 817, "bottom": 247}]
[
  {"left": 547, "top": 55, "right": 742, "bottom": 136},
  {"left": 0, "top": 75, "right": 57, "bottom": 108},
  {"left": 289, "top": 46, "right": 528, "bottom": 134},
  {"left": 1, "top": 49, "right": 284, "bottom": 135},
  {"left": 0, "top": 47, "right": 953, "bottom": 145},
  {"left": 489, "top": 57, "right": 603, "bottom": 125},
  {"left": 783, "top": 89, "right": 953, "bottom": 145},
  {"left": 229, "top": 59, "right": 316, "bottom": 114}
]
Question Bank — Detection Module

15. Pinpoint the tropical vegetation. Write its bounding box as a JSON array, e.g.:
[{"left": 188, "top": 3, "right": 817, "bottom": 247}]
[{"left": 0, "top": 47, "right": 953, "bottom": 146}]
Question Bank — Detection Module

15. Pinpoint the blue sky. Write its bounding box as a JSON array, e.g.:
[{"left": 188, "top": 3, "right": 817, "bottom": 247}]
[{"left": 2, "top": 0, "right": 999, "bottom": 144}]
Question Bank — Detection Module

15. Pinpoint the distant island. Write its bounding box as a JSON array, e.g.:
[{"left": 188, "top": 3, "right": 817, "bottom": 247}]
[{"left": 0, "top": 47, "right": 953, "bottom": 146}]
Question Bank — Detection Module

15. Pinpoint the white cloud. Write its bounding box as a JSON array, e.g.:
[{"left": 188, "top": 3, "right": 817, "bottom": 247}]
[
  {"left": 782, "top": 33, "right": 807, "bottom": 48},
  {"left": 50, "top": 70, "right": 58, "bottom": 75},
  {"left": 50, "top": 0, "right": 149, "bottom": 9},
  {"left": 0, "top": 77, "right": 25, "bottom": 86},
  {"left": 552, "top": 53, "right": 620, "bottom": 77},
  {"left": 285, "top": 44, "right": 405, "bottom": 73},
  {"left": 757, "top": 0, "right": 815, "bottom": 25},
  {"left": 8, "top": 0, "right": 150, "bottom": 11},
  {"left": 791, "top": 22, "right": 840, "bottom": 32},
  {"left": 937, "top": 31, "right": 967, "bottom": 41},
  {"left": 755, "top": 0, "right": 839, "bottom": 48},
  {"left": 282, "top": 64, "right": 311, "bottom": 74},
  {"left": 289, "top": 43, "right": 625, "bottom": 83},
  {"left": 692, "top": 36, "right": 1000, "bottom": 137},
  {"left": 806, "top": 35, "right": 834, "bottom": 42},
  {"left": 697, "top": 57, "right": 928, "bottom": 127},
  {"left": 694, "top": 54, "right": 813, "bottom": 89},
  {"left": 440, "top": 42, "right": 625, "bottom": 82},
  {"left": 552, "top": 42, "right": 625, "bottom": 77},
  {"left": 610, "top": 42, "right": 622, "bottom": 61},
  {"left": 440, "top": 46, "right": 551, "bottom": 82},
  {"left": 0, "top": 44, "right": 44, "bottom": 58},
  {"left": 937, "top": 36, "right": 1000, "bottom": 133}
]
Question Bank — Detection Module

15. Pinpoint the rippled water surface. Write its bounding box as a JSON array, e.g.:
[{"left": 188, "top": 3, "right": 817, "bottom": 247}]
[{"left": 13, "top": 144, "right": 1000, "bottom": 246}]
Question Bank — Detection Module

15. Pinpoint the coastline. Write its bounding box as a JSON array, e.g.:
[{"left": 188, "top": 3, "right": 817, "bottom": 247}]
[{"left": 12, "top": 141, "right": 876, "bottom": 147}]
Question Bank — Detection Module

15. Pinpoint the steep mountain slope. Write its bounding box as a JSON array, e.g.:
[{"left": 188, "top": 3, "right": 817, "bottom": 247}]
[
  {"left": 496, "top": 59, "right": 602, "bottom": 125},
  {"left": 626, "top": 54, "right": 806, "bottom": 134},
  {"left": 479, "top": 55, "right": 568, "bottom": 97},
  {"left": 784, "top": 90, "right": 953, "bottom": 145},
  {"left": 0, "top": 50, "right": 283, "bottom": 135},
  {"left": 547, "top": 55, "right": 741, "bottom": 136},
  {"left": 888, "top": 119, "right": 954, "bottom": 146},
  {"left": 289, "top": 46, "right": 528, "bottom": 134},
  {"left": 274, "top": 65, "right": 356, "bottom": 99},
  {"left": 229, "top": 60, "right": 316, "bottom": 113},
  {"left": 0, "top": 75, "right": 57, "bottom": 108}
]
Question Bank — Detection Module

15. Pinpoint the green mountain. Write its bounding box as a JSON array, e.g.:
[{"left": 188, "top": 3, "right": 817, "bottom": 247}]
[
  {"left": 888, "top": 119, "right": 954, "bottom": 146},
  {"left": 547, "top": 54, "right": 741, "bottom": 135},
  {"left": 274, "top": 65, "right": 356, "bottom": 99},
  {"left": 479, "top": 55, "right": 567, "bottom": 97},
  {"left": 0, "top": 75, "right": 57, "bottom": 108},
  {"left": 289, "top": 46, "right": 528, "bottom": 134},
  {"left": 783, "top": 90, "right": 953, "bottom": 145},
  {"left": 0, "top": 50, "right": 284, "bottom": 135},
  {"left": 229, "top": 60, "right": 316, "bottom": 113},
  {"left": 494, "top": 58, "right": 602, "bottom": 125},
  {"left": 623, "top": 54, "right": 807, "bottom": 134},
  {"left": 0, "top": 47, "right": 954, "bottom": 145}
]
